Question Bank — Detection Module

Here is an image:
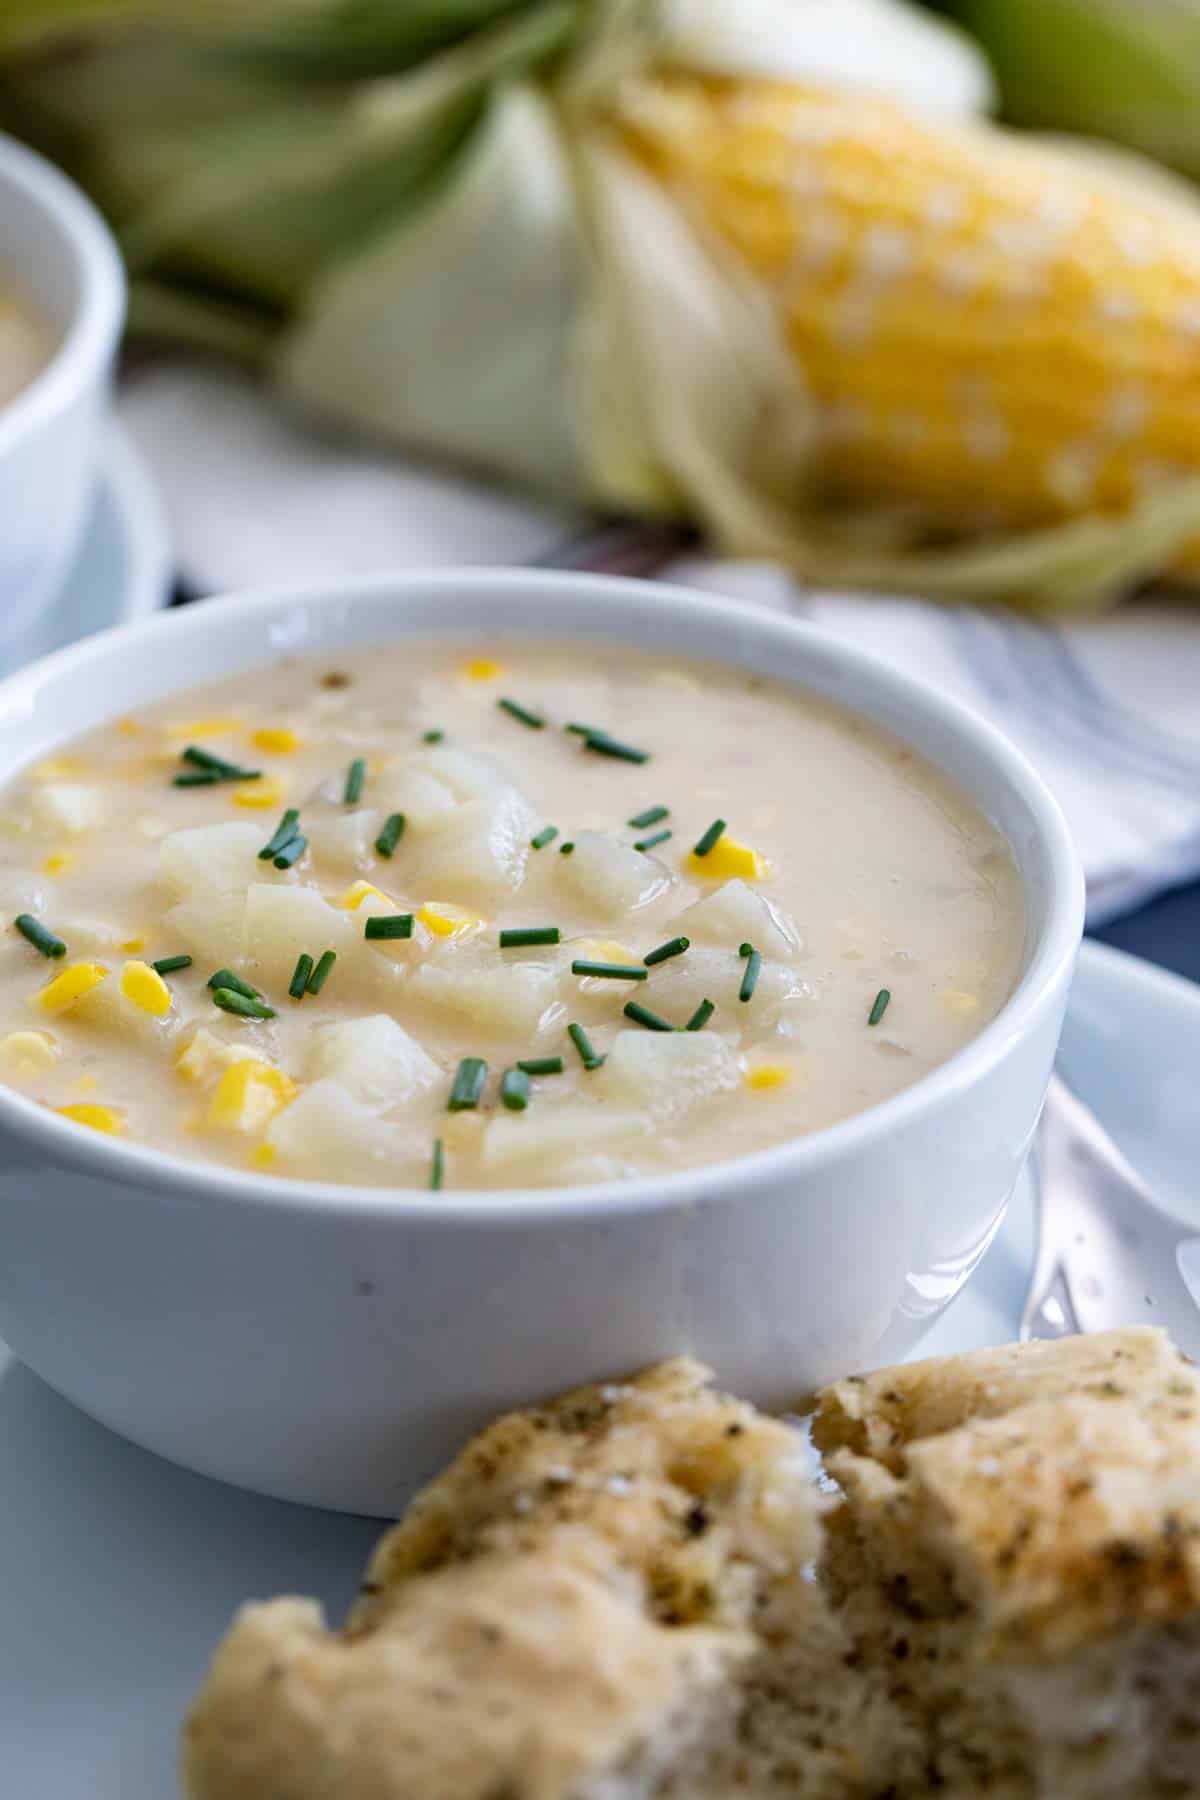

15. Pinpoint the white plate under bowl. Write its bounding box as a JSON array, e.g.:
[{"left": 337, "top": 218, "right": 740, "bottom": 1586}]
[
  {"left": 0, "top": 939, "right": 1193, "bottom": 1797},
  {"left": 2, "top": 422, "right": 170, "bottom": 675}
]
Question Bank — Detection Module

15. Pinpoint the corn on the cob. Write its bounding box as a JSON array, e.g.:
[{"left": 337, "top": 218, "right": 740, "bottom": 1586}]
[{"left": 619, "top": 74, "right": 1200, "bottom": 575}]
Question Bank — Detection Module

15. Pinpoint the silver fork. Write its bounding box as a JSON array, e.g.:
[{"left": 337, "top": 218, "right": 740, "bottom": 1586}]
[{"left": 1020, "top": 1073, "right": 1200, "bottom": 1351}]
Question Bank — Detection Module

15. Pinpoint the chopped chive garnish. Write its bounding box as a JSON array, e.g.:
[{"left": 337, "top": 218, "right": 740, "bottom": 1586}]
[
  {"left": 500, "top": 1067, "right": 531, "bottom": 1112},
  {"left": 422, "top": 729, "right": 444, "bottom": 744},
  {"left": 273, "top": 835, "right": 307, "bottom": 871},
  {"left": 517, "top": 1055, "right": 564, "bottom": 1076},
  {"left": 567, "top": 1022, "right": 605, "bottom": 1071},
  {"left": 530, "top": 824, "right": 559, "bottom": 850},
  {"left": 685, "top": 997, "right": 715, "bottom": 1032},
  {"left": 430, "top": 1137, "right": 444, "bottom": 1191},
  {"left": 868, "top": 988, "right": 891, "bottom": 1027},
  {"left": 258, "top": 808, "right": 300, "bottom": 860},
  {"left": 739, "top": 948, "right": 762, "bottom": 1004},
  {"left": 181, "top": 746, "right": 260, "bottom": 781},
  {"left": 692, "top": 818, "right": 727, "bottom": 858},
  {"left": 273, "top": 834, "right": 308, "bottom": 870},
  {"left": 212, "top": 987, "right": 275, "bottom": 1021},
  {"left": 14, "top": 913, "right": 65, "bottom": 958},
  {"left": 644, "top": 936, "right": 690, "bottom": 967},
  {"left": 628, "top": 805, "right": 669, "bottom": 830},
  {"left": 151, "top": 954, "right": 192, "bottom": 976},
  {"left": 739, "top": 941, "right": 753, "bottom": 957},
  {"left": 207, "top": 968, "right": 260, "bottom": 1000},
  {"left": 582, "top": 730, "right": 650, "bottom": 765},
  {"left": 343, "top": 757, "right": 366, "bottom": 805},
  {"left": 498, "top": 697, "right": 545, "bottom": 730},
  {"left": 623, "top": 1000, "right": 676, "bottom": 1032},
  {"left": 288, "top": 953, "right": 314, "bottom": 999},
  {"left": 375, "top": 812, "right": 405, "bottom": 858},
  {"left": 173, "top": 770, "right": 222, "bottom": 788},
  {"left": 558, "top": 841, "right": 575, "bottom": 855},
  {"left": 499, "top": 926, "right": 560, "bottom": 948},
  {"left": 307, "top": 949, "right": 337, "bottom": 995},
  {"left": 448, "top": 1056, "right": 488, "bottom": 1112},
  {"left": 634, "top": 829, "right": 672, "bottom": 853},
  {"left": 571, "top": 959, "right": 648, "bottom": 982},
  {"left": 364, "top": 913, "right": 414, "bottom": 940},
  {"left": 565, "top": 722, "right": 598, "bottom": 737}
]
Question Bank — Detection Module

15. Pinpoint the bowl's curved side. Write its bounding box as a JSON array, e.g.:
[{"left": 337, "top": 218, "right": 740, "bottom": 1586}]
[{"left": 0, "top": 133, "right": 125, "bottom": 638}]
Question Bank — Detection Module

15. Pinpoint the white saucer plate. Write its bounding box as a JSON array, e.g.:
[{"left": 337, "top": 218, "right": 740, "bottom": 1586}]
[
  {"left": 2, "top": 422, "right": 171, "bottom": 676},
  {"left": 0, "top": 939, "right": 1195, "bottom": 1797}
]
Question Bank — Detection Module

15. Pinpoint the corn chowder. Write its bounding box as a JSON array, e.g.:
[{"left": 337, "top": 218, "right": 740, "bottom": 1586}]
[
  {"left": 0, "top": 275, "right": 53, "bottom": 410},
  {"left": 0, "top": 644, "right": 1024, "bottom": 1190}
]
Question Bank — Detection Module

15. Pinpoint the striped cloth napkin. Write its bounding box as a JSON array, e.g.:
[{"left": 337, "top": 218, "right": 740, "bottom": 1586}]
[{"left": 121, "top": 363, "right": 1200, "bottom": 927}]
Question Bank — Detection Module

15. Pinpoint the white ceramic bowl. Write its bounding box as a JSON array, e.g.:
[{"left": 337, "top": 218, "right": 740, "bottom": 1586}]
[
  {"left": 0, "top": 571, "right": 1083, "bottom": 1513},
  {"left": 0, "top": 134, "right": 124, "bottom": 639}
]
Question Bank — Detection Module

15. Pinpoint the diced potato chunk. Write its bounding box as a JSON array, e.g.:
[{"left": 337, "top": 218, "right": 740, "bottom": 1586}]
[
  {"left": 672, "top": 879, "right": 800, "bottom": 957},
  {"left": 556, "top": 831, "right": 665, "bottom": 920},
  {"left": 415, "top": 791, "right": 536, "bottom": 904},
  {"left": 481, "top": 1104, "right": 648, "bottom": 1175},
  {"left": 303, "top": 808, "right": 379, "bottom": 873},
  {"left": 205, "top": 1060, "right": 298, "bottom": 1135},
  {"left": 163, "top": 895, "right": 247, "bottom": 969},
  {"left": 418, "top": 747, "right": 508, "bottom": 804},
  {"left": 0, "top": 1029, "right": 58, "bottom": 1075},
  {"left": 241, "top": 884, "right": 357, "bottom": 988},
  {"left": 266, "top": 1079, "right": 401, "bottom": 1180},
  {"left": 643, "top": 946, "right": 810, "bottom": 1034},
  {"left": 32, "top": 783, "right": 104, "bottom": 835},
  {"left": 160, "top": 821, "right": 284, "bottom": 899},
  {"left": 175, "top": 1028, "right": 260, "bottom": 1084},
  {"left": 412, "top": 954, "right": 560, "bottom": 1037},
  {"left": 305, "top": 1015, "right": 439, "bottom": 1113},
  {"left": 597, "top": 1030, "right": 740, "bottom": 1123},
  {"left": 374, "top": 764, "right": 457, "bottom": 829}
]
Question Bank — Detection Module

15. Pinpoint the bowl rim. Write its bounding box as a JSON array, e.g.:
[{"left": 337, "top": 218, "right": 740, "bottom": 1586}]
[
  {"left": 0, "top": 131, "right": 125, "bottom": 457},
  {"left": 0, "top": 567, "right": 1085, "bottom": 1222}
]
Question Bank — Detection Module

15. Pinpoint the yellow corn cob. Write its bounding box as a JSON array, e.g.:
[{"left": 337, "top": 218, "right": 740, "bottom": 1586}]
[{"left": 620, "top": 75, "right": 1200, "bottom": 569}]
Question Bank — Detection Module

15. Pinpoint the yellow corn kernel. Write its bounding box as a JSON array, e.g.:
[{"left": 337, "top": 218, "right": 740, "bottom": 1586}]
[
  {"left": 339, "top": 880, "right": 394, "bottom": 911},
  {"left": 206, "top": 1060, "right": 298, "bottom": 1135},
  {"left": 0, "top": 1029, "right": 59, "bottom": 1074},
  {"left": 745, "top": 1063, "right": 793, "bottom": 1091},
  {"left": 116, "top": 717, "right": 142, "bottom": 736},
  {"left": 251, "top": 726, "right": 301, "bottom": 753},
  {"left": 232, "top": 776, "right": 285, "bottom": 810},
  {"left": 461, "top": 658, "right": 504, "bottom": 681},
  {"left": 175, "top": 1029, "right": 259, "bottom": 1084},
  {"left": 686, "top": 836, "right": 768, "bottom": 881},
  {"left": 417, "top": 902, "right": 484, "bottom": 939},
  {"left": 42, "top": 851, "right": 73, "bottom": 876},
  {"left": 74, "top": 1073, "right": 98, "bottom": 1094},
  {"left": 55, "top": 1102, "right": 123, "bottom": 1135},
  {"left": 941, "top": 989, "right": 980, "bottom": 1018},
  {"left": 121, "top": 933, "right": 148, "bottom": 953},
  {"left": 249, "top": 1142, "right": 277, "bottom": 1170},
  {"left": 33, "top": 961, "right": 108, "bottom": 1016},
  {"left": 164, "top": 718, "right": 242, "bottom": 739},
  {"left": 120, "top": 959, "right": 172, "bottom": 1018},
  {"left": 32, "top": 757, "right": 85, "bottom": 781}
]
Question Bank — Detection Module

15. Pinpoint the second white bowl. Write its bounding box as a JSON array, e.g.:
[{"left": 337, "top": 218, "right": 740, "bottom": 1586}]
[{"left": 0, "top": 133, "right": 124, "bottom": 640}]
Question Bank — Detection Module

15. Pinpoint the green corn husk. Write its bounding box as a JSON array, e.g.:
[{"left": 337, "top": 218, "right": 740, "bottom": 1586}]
[
  {"left": 6, "top": 0, "right": 1200, "bottom": 611},
  {"left": 936, "top": 0, "right": 1200, "bottom": 182}
]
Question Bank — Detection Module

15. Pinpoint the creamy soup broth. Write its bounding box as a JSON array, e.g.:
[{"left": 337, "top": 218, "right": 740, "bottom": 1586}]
[
  {"left": 0, "top": 276, "right": 54, "bottom": 409},
  {"left": 0, "top": 642, "right": 1025, "bottom": 1189}
]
